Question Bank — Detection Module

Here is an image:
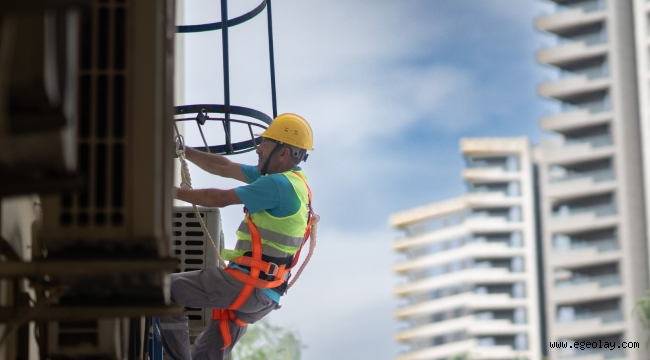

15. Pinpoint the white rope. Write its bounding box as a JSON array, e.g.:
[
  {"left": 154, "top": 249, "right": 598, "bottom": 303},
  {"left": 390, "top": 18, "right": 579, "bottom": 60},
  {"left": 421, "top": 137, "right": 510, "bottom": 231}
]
[
  {"left": 176, "top": 138, "right": 227, "bottom": 268},
  {"left": 287, "top": 214, "right": 319, "bottom": 290}
]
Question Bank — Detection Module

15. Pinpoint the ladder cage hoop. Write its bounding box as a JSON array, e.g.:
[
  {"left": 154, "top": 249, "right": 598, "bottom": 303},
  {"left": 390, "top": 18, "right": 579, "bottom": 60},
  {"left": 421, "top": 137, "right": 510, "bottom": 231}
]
[
  {"left": 174, "top": 104, "right": 272, "bottom": 155},
  {"left": 175, "top": 0, "right": 267, "bottom": 34}
]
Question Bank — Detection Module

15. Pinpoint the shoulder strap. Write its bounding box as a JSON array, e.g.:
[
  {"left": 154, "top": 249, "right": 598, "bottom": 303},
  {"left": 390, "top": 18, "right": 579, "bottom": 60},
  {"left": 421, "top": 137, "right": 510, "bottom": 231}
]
[{"left": 288, "top": 171, "right": 313, "bottom": 270}]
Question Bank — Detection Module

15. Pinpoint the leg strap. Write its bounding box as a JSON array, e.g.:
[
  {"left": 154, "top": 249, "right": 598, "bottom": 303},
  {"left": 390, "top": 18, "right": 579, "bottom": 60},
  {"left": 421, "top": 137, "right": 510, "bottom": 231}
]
[
  {"left": 210, "top": 213, "right": 278, "bottom": 351},
  {"left": 212, "top": 309, "right": 247, "bottom": 350}
]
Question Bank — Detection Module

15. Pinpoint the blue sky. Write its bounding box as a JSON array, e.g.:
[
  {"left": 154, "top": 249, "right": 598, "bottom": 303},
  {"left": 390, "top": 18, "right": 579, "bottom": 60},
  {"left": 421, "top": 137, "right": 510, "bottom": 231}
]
[{"left": 178, "top": 0, "right": 556, "bottom": 358}]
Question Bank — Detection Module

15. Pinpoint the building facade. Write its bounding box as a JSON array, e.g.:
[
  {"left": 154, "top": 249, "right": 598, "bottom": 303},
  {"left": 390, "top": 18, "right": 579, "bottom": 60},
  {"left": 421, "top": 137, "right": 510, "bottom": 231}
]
[
  {"left": 391, "top": 138, "right": 542, "bottom": 360},
  {"left": 535, "top": 0, "right": 649, "bottom": 358}
]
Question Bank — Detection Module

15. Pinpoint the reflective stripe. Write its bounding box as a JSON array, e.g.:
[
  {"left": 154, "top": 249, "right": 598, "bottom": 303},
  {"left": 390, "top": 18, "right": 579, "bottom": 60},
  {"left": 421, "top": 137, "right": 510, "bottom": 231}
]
[
  {"left": 235, "top": 231, "right": 300, "bottom": 254},
  {"left": 227, "top": 169, "right": 309, "bottom": 262},
  {"left": 236, "top": 222, "right": 303, "bottom": 248},
  {"left": 159, "top": 322, "right": 188, "bottom": 330},
  {"left": 232, "top": 240, "right": 293, "bottom": 258}
]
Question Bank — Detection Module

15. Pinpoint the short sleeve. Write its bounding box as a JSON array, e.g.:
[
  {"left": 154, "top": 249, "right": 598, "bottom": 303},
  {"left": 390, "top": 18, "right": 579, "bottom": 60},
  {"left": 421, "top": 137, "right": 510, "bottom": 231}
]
[
  {"left": 240, "top": 164, "right": 261, "bottom": 184},
  {"left": 234, "top": 176, "right": 280, "bottom": 214}
]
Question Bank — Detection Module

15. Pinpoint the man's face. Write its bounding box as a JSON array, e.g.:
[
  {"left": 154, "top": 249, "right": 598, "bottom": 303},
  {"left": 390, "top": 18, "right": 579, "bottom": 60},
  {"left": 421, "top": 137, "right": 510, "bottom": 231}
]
[{"left": 256, "top": 138, "right": 277, "bottom": 172}]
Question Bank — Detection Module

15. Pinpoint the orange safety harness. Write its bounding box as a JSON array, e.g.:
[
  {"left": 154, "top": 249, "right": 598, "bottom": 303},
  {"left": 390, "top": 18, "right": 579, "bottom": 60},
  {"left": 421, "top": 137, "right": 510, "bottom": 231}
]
[{"left": 212, "top": 171, "right": 313, "bottom": 349}]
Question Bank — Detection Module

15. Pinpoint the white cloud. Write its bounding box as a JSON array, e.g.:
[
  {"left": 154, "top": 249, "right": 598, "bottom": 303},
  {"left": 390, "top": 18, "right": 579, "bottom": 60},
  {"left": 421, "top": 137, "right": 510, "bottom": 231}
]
[
  {"left": 264, "top": 228, "right": 400, "bottom": 360},
  {"left": 177, "top": 1, "right": 551, "bottom": 359}
]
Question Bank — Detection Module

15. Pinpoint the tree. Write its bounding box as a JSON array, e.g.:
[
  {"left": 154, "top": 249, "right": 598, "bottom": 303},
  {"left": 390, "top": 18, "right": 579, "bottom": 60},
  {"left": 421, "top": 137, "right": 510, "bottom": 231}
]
[
  {"left": 634, "top": 289, "right": 650, "bottom": 347},
  {"left": 231, "top": 319, "right": 306, "bottom": 360}
]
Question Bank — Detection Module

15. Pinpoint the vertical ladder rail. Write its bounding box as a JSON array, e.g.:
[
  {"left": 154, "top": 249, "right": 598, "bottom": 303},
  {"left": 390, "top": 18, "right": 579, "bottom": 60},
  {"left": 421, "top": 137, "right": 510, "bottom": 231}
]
[
  {"left": 220, "top": 0, "right": 232, "bottom": 152},
  {"left": 266, "top": 0, "right": 278, "bottom": 118}
]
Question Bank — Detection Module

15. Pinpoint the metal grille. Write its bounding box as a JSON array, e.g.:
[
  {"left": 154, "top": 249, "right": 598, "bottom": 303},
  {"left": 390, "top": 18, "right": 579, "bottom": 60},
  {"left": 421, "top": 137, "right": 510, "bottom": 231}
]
[
  {"left": 172, "top": 206, "right": 223, "bottom": 337},
  {"left": 59, "top": 0, "right": 128, "bottom": 229}
]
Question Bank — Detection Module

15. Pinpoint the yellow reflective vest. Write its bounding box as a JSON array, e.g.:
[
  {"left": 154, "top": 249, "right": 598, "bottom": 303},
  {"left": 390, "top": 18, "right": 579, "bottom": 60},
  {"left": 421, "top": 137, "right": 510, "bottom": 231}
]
[{"left": 221, "top": 170, "right": 310, "bottom": 261}]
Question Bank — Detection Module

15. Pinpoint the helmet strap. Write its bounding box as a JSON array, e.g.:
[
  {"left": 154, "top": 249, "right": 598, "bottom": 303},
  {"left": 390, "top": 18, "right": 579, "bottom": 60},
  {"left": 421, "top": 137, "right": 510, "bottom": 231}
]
[{"left": 260, "top": 142, "right": 281, "bottom": 176}]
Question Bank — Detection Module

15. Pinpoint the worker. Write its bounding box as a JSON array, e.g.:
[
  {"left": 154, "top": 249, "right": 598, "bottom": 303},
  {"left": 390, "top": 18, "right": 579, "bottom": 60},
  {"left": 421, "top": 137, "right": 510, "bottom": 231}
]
[{"left": 159, "top": 113, "right": 314, "bottom": 360}]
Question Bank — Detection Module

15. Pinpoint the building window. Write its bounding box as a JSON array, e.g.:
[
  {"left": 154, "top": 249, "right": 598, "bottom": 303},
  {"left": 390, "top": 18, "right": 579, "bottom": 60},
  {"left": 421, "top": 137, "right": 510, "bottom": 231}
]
[
  {"left": 511, "top": 257, "right": 524, "bottom": 273},
  {"left": 510, "top": 232, "right": 523, "bottom": 247},
  {"left": 508, "top": 206, "right": 522, "bottom": 222},
  {"left": 515, "top": 333, "right": 528, "bottom": 350},
  {"left": 477, "top": 337, "right": 495, "bottom": 347},
  {"left": 514, "top": 307, "right": 526, "bottom": 324},
  {"left": 512, "top": 282, "right": 525, "bottom": 298}
]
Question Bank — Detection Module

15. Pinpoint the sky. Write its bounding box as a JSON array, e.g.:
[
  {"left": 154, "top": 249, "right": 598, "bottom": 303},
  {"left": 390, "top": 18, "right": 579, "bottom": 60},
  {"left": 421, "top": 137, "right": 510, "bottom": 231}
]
[{"left": 177, "top": 1, "right": 557, "bottom": 359}]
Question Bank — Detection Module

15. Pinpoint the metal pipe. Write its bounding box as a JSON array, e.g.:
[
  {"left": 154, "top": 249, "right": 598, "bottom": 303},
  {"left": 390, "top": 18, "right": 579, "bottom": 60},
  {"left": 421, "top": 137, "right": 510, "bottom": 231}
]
[
  {"left": 220, "top": 0, "right": 232, "bottom": 152},
  {"left": 266, "top": 0, "right": 278, "bottom": 118}
]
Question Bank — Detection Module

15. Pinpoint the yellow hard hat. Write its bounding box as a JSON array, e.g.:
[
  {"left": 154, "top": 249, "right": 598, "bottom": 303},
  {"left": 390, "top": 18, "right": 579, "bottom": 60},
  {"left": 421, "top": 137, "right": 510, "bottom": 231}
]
[{"left": 260, "top": 113, "right": 314, "bottom": 150}]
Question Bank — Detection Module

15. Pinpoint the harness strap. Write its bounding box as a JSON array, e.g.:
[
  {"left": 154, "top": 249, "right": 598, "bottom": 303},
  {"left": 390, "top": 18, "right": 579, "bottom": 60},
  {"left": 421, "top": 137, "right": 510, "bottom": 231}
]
[
  {"left": 211, "top": 171, "right": 313, "bottom": 350},
  {"left": 225, "top": 265, "right": 287, "bottom": 288},
  {"left": 289, "top": 171, "right": 313, "bottom": 270},
  {"left": 212, "top": 309, "right": 247, "bottom": 349}
]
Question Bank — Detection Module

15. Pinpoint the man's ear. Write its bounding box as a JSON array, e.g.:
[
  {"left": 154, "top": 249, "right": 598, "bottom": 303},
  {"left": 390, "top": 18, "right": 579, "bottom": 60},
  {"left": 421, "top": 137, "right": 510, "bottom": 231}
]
[{"left": 279, "top": 146, "right": 291, "bottom": 160}]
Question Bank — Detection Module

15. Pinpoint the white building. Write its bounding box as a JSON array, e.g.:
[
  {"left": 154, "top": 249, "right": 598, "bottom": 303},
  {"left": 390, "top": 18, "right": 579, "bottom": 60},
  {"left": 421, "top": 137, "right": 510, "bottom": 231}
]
[
  {"left": 391, "top": 138, "right": 542, "bottom": 360},
  {"left": 535, "top": 0, "right": 649, "bottom": 358}
]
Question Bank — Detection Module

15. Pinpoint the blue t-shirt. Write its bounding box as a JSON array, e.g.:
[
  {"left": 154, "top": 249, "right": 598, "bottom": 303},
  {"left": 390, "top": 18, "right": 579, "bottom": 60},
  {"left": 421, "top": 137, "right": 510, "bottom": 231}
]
[
  {"left": 232, "top": 165, "right": 303, "bottom": 303},
  {"left": 234, "top": 165, "right": 301, "bottom": 217}
]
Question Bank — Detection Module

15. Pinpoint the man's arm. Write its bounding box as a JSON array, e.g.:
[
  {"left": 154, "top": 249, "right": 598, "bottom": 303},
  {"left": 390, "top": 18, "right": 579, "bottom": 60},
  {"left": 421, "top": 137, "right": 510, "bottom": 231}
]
[
  {"left": 184, "top": 147, "right": 248, "bottom": 183},
  {"left": 173, "top": 187, "right": 242, "bottom": 208}
]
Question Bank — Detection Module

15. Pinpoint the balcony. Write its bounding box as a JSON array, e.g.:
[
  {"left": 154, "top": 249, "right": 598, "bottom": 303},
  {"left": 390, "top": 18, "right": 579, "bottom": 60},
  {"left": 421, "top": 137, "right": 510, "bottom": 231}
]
[
  {"left": 396, "top": 339, "right": 474, "bottom": 360},
  {"left": 546, "top": 168, "right": 615, "bottom": 200},
  {"left": 394, "top": 242, "right": 523, "bottom": 274},
  {"left": 467, "top": 181, "right": 520, "bottom": 197},
  {"left": 540, "top": 108, "right": 611, "bottom": 133},
  {"left": 468, "top": 318, "right": 529, "bottom": 336},
  {"left": 465, "top": 155, "right": 519, "bottom": 172},
  {"left": 462, "top": 167, "right": 520, "bottom": 182},
  {"left": 539, "top": 75, "right": 610, "bottom": 101},
  {"left": 552, "top": 197, "right": 616, "bottom": 219},
  {"left": 558, "top": 307, "right": 622, "bottom": 324},
  {"left": 556, "top": 273, "right": 620, "bottom": 289},
  {"left": 394, "top": 268, "right": 526, "bottom": 296},
  {"left": 549, "top": 245, "right": 620, "bottom": 269},
  {"left": 537, "top": 41, "right": 608, "bottom": 67},
  {"left": 395, "top": 315, "right": 472, "bottom": 342},
  {"left": 554, "top": 237, "right": 619, "bottom": 256},
  {"left": 555, "top": 315, "right": 625, "bottom": 339},
  {"left": 540, "top": 135, "right": 614, "bottom": 166},
  {"left": 553, "top": 279, "right": 623, "bottom": 304},
  {"left": 396, "top": 291, "right": 526, "bottom": 320},
  {"left": 546, "top": 203, "right": 618, "bottom": 234},
  {"left": 536, "top": 1, "right": 606, "bottom": 35},
  {"left": 549, "top": 165, "right": 614, "bottom": 184},
  {"left": 553, "top": 272, "right": 622, "bottom": 303}
]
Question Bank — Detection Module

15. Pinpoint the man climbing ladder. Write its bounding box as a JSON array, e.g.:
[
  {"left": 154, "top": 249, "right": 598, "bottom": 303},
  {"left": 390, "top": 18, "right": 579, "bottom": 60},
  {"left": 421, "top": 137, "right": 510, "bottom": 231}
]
[{"left": 160, "top": 113, "right": 316, "bottom": 360}]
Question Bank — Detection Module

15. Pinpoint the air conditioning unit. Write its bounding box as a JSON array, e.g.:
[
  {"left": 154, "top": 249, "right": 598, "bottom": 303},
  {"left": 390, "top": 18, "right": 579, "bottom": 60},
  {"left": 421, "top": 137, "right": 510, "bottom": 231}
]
[
  {"left": 35, "top": 0, "right": 175, "bottom": 307},
  {"left": 47, "top": 319, "right": 128, "bottom": 359},
  {"left": 39, "top": 0, "right": 175, "bottom": 258},
  {"left": 171, "top": 206, "right": 223, "bottom": 339}
]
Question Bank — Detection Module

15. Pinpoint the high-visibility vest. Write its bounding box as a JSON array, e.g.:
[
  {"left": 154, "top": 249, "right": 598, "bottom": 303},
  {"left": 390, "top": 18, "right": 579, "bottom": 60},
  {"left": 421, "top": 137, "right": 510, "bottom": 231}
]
[
  {"left": 212, "top": 170, "right": 313, "bottom": 350},
  {"left": 221, "top": 169, "right": 310, "bottom": 261}
]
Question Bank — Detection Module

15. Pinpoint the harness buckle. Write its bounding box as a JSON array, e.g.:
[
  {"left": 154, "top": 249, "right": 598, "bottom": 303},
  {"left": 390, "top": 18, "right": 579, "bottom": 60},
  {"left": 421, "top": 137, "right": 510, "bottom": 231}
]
[{"left": 267, "top": 262, "right": 279, "bottom": 277}]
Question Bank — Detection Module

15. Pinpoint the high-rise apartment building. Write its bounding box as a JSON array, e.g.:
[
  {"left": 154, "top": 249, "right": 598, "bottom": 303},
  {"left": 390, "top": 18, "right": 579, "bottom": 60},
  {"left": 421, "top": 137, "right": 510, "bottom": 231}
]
[
  {"left": 535, "top": 0, "right": 649, "bottom": 358},
  {"left": 633, "top": 0, "right": 650, "bottom": 280},
  {"left": 390, "top": 138, "right": 542, "bottom": 360}
]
